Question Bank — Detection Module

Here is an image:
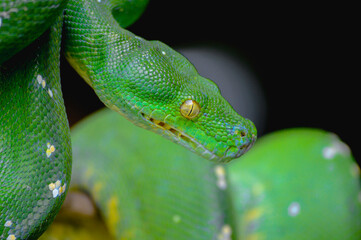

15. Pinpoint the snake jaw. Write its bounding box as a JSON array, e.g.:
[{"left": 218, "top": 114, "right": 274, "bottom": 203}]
[
  {"left": 139, "top": 112, "right": 220, "bottom": 160},
  {"left": 139, "top": 111, "right": 256, "bottom": 162}
]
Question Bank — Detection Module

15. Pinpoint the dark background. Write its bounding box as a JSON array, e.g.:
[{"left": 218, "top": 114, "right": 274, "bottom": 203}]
[{"left": 61, "top": 2, "right": 359, "bottom": 163}]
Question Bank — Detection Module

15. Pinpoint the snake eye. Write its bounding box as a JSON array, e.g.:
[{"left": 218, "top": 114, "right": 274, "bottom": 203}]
[{"left": 180, "top": 99, "right": 201, "bottom": 119}]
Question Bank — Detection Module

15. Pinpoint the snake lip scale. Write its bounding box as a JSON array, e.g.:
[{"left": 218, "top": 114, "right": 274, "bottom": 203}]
[
  {"left": 140, "top": 112, "right": 217, "bottom": 159},
  {"left": 140, "top": 112, "right": 255, "bottom": 162},
  {"left": 140, "top": 112, "right": 215, "bottom": 156}
]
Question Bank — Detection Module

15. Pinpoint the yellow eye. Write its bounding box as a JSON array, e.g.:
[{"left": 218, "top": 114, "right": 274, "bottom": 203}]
[{"left": 180, "top": 99, "right": 200, "bottom": 119}]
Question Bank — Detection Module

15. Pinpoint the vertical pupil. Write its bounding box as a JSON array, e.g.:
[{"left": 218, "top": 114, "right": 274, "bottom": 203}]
[{"left": 188, "top": 103, "right": 194, "bottom": 116}]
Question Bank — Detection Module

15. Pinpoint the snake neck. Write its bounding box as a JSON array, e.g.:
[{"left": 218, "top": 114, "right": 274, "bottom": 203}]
[
  {"left": 64, "top": 0, "right": 147, "bottom": 116},
  {"left": 62, "top": 0, "right": 257, "bottom": 162}
]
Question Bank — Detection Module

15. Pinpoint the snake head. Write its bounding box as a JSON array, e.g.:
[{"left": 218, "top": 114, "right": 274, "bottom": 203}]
[
  {"left": 90, "top": 40, "right": 257, "bottom": 163},
  {"left": 135, "top": 73, "right": 257, "bottom": 163},
  {"left": 137, "top": 86, "right": 257, "bottom": 163}
]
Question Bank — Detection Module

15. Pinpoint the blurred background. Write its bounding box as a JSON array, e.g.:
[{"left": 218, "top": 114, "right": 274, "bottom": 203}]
[{"left": 61, "top": 1, "right": 358, "bottom": 164}]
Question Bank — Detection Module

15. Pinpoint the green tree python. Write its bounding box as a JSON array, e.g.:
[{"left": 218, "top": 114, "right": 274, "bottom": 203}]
[{"left": 0, "top": 0, "right": 360, "bottom": 239}]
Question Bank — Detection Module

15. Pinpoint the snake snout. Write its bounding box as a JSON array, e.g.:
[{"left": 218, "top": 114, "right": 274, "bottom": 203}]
[
  {"left": 221, "top": 134, "right": 256, "bottom": 163},
  {"left": 242, "top": 133, "right": 257, "bottom": 154},
  {"left": 241, "top": 119, "right": 257, "bottom": 154},
  {"left": 220, "top": 119, "right": 257, "bottom": 162}
]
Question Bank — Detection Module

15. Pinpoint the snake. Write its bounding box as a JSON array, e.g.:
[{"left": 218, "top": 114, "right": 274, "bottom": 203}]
[
  {"left": 1, "top": 0, "right": 257, "bottom": 239},
  {"left": 1, "top": 0, "right": 360, "bottom": 239}
]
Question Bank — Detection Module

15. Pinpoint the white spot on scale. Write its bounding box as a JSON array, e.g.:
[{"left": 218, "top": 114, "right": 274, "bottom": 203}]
[
  {"left": 48, "top": 183, "right": 55, "bottom": 191},
  {"left": 217, "top": 224, "right": 232, "bottom": 240},
  {"left": 48, "top": 180, "right": 66, "bottom": 198},
  {"left": 36, "top": 74, "right": 43, "bottom": 85},
  {"left": 52, "top": 189, "right": 59, "bottom": 198},
  {"left": 217, "top": 178, "right": 227, "bottom": 190},
  {"left": 322, "top": 135, "right": 351, "bottom": 160},
  {"left": 323, "top": 146, "right": 337, "bottom": 159},
  {"left": 6, "top": 234, "right": 16, "bottom": 240},
  {"left": 46, "top": 143, "right": 55, "bottom": 157},
  {"left": 172, "top": 215, "right": 181, "bottom": 223},
  {"left": 214, "top": 165, "right": 227, "bottom": 190},
  {"left": 0, "top": 8, "right": 18, "bottom": 19},
  {"left": 36, "top": 74, "right": 46, "bottom": 88},
  {"left": 288, "top": 202, "right": 301, "bottom": 217},
  {"left": 55, "top": 180, "right": 61, "bottom": 188},
  {"left": 48, "top": 88, "right": 53, "bottom": 98},
  {"left": 4, "top": 220, "right": 12, "bottom": 227},
  {"left": 162, "top": 51, "right": 166, "bottom": 55},
  {"left": 0, "top": 17, "right": 2, "bottom": 28}
]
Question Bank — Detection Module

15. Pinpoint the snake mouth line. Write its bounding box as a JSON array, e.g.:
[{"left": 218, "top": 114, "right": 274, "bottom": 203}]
[
  {"left": 139, "top": 112, "right": 254, "bottom": 162},
  {"left": 140, "top": 112, "right": 218, "bottom": 160},
  {"left": 140, "top": 113, "right": 188, "bottom": 139}
]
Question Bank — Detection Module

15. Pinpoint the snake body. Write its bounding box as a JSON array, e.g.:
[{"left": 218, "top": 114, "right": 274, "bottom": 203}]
[
  {"left": 1, "top": 14, "right": 71, "bottom": 240},
  {"left": 2, "top": 0, "right": 361, "bottom": 239},
  {"left": 42, "top": 110, "right": 361, "bottom": 240},
  {"left": 1, "top": 0, "right": 256, "bottom": 239}
]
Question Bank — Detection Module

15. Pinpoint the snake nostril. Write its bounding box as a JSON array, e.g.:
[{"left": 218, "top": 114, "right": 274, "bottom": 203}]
[{"left": 240, "top": 131, "right": 246, "bottom": 137}]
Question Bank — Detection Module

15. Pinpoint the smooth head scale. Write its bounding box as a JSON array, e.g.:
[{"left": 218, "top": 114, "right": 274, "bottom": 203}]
[{"left": 64, "top": 1, "right": 256, "bottom": 163}]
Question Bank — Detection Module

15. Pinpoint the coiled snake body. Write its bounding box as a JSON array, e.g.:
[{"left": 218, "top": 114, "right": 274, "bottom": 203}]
[
  {"left": 1, "top": 0, "right": 256, "bottom": 239},
  {"left": 1, "top": 1, "right": 360, "bottom": 240}
]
